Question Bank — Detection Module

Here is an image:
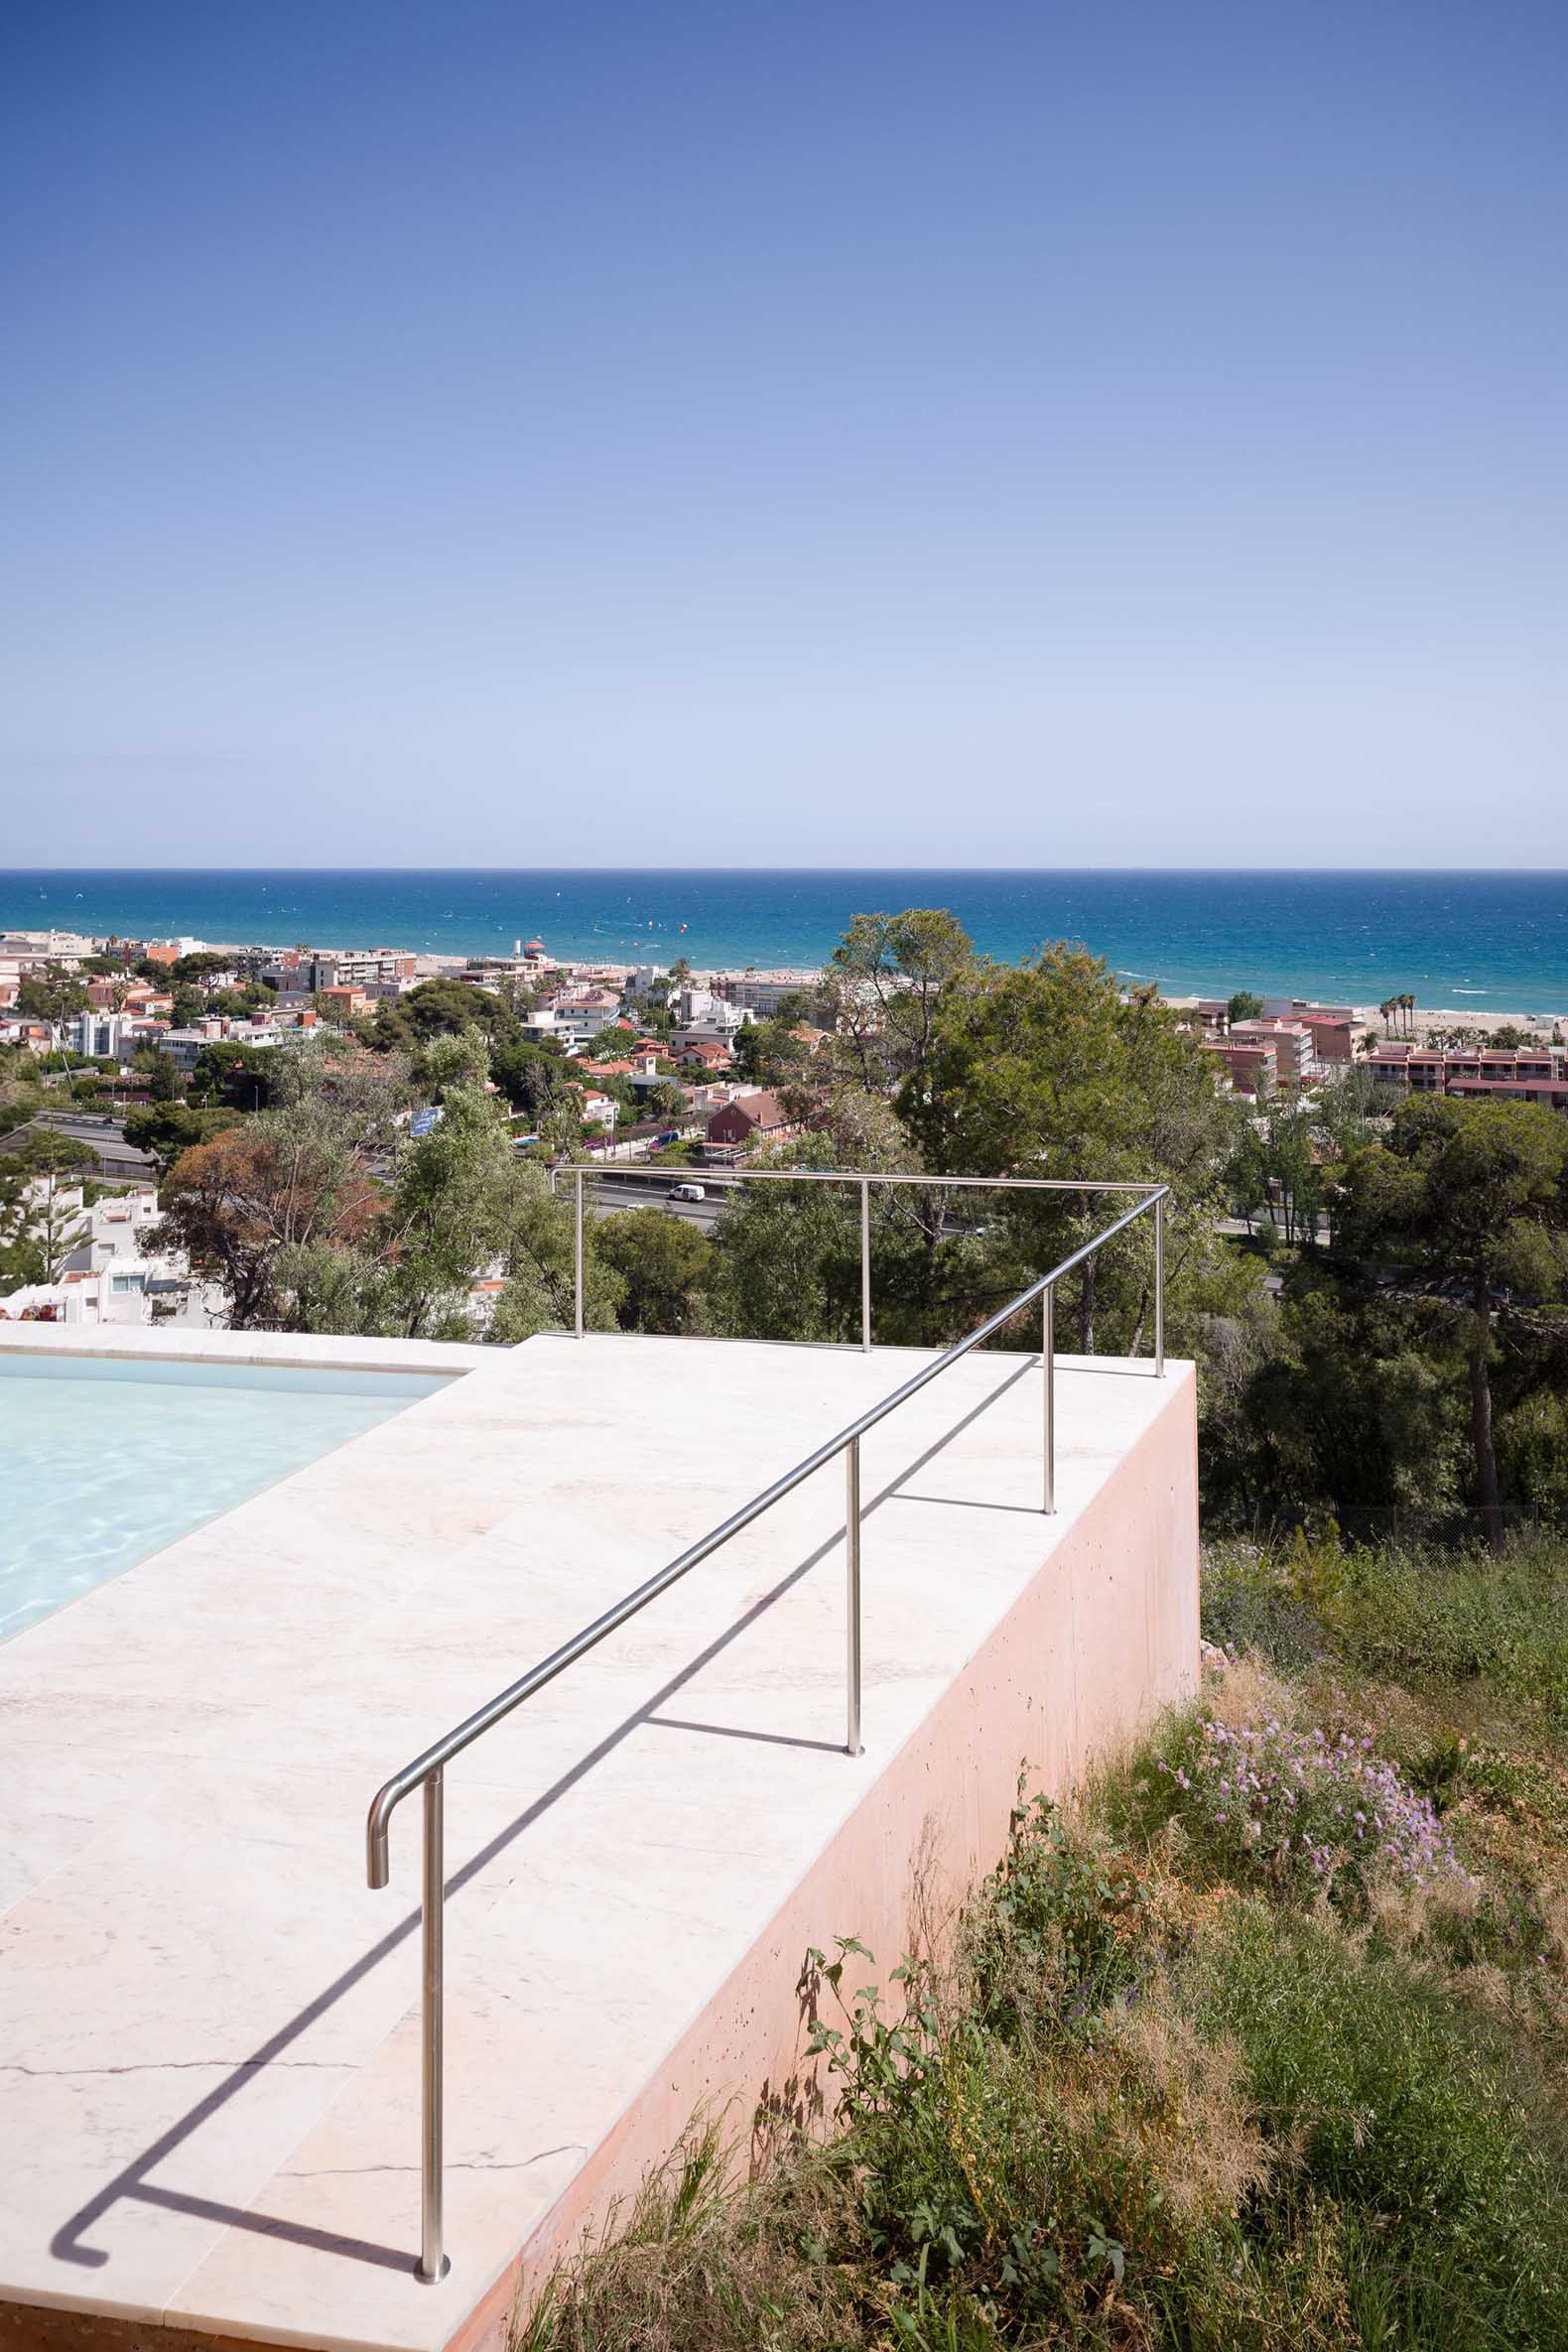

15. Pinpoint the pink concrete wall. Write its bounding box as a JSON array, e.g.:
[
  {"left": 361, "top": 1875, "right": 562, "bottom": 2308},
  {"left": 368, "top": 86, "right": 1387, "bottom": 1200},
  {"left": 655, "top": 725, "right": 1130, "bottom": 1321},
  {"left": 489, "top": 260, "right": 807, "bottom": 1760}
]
[{"left": 455, "top": 1368, "right": 1199, "bottom": 2352}]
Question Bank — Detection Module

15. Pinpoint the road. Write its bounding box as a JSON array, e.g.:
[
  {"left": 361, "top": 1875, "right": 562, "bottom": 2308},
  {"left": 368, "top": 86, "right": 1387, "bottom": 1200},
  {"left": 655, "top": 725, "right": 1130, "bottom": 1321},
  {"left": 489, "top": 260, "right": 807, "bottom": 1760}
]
[
  {"left": 0, "top": 1111, "right": 156, "bottom": 1180},
  {"left": 1217, "top": 1212, "right": 1333, "bottom": 1247},
  {"left": 580, "top": 1173, "right": 1002, "bottom": 1242},
  {"left": 579, "top": 1169, "right": 726, "bottom": 1233}
]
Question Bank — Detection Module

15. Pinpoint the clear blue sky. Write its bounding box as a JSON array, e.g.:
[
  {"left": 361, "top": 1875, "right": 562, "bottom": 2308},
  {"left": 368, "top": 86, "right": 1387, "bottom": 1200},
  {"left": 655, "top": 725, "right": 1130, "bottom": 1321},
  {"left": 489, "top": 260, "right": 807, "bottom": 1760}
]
[{"left": 2, "top": 1, "right": 1562, "bottom": 865}]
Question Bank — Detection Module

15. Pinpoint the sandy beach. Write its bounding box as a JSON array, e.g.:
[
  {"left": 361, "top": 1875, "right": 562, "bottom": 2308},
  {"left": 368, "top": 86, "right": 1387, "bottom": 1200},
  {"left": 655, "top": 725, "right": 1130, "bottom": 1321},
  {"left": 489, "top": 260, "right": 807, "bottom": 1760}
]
[{"left": 1163, "top": 992, "right": 1562, "bottom": 1042}]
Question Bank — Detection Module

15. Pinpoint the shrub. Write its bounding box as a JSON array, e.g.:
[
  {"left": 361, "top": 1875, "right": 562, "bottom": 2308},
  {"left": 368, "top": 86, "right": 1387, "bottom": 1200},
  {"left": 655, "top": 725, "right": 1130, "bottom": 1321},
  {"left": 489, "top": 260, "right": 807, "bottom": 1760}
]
[
  {"left": 1150, "top": 1705, "right": 1467, "bottom": 1910},
  {"left": 1328, "top": 1536, "right": 1568, "bottom": 1729},
  {"left": 1200, "top": 1537, "right": 1325, "bottom": 1670},
  {"left": 969, "top": 1788, "right": 1148, "bottom": 2037},
  {"left": 1188, "top": 1900, "right": 1568, "bottom": 2350}
]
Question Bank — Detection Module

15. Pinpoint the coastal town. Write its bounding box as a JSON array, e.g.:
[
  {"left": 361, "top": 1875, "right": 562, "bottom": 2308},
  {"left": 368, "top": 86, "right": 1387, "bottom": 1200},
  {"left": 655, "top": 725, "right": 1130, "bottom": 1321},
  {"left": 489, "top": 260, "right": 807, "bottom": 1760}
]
[{"left": 3, "top": 916, "right": 1566, "bottom": 1334}]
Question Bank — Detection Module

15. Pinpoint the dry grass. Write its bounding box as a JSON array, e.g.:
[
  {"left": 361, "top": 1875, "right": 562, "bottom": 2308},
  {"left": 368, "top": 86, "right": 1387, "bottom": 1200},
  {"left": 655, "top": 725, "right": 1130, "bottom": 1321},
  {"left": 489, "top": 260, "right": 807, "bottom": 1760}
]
[{"left": 515, "top": 2126, "right": 870, "bottom": 2352}]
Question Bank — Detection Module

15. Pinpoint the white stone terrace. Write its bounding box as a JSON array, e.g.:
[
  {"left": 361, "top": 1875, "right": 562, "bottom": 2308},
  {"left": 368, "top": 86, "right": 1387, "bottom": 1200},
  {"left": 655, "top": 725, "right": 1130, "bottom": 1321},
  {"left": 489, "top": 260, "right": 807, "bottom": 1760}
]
[{"left": 0, "top": 1324, "right": 1196, "bottom": 2352}]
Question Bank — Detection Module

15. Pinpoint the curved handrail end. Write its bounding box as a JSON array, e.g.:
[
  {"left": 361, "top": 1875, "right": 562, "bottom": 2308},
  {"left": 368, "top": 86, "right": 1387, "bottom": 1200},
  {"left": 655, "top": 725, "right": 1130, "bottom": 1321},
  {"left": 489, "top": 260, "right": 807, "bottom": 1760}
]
[{"left": 367, "top": 1777, "right": 406, "bottom": 1889}]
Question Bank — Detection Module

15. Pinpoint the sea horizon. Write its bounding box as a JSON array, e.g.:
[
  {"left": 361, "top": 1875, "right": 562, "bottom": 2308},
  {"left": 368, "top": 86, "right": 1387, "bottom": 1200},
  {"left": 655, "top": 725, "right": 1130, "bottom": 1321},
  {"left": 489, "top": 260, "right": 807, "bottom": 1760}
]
[{"left": 3, "top": 866, "right": 1565, "bottom": 1015}]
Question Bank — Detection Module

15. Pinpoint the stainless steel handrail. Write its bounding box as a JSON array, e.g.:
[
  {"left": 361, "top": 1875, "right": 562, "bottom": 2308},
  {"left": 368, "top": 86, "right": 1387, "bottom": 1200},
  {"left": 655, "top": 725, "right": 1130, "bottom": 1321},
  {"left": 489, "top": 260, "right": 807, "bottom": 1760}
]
[{"left": 366, "top": 1173, "right": 1169, "bottom": 2282}]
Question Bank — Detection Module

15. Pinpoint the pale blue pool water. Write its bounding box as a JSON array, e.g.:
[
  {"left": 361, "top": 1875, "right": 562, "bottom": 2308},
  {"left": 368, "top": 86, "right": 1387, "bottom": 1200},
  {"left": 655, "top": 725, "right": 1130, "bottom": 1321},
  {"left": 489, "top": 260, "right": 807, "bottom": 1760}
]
[{"left": 0, "top": 1355, "right": 454, "bottom": 1641}]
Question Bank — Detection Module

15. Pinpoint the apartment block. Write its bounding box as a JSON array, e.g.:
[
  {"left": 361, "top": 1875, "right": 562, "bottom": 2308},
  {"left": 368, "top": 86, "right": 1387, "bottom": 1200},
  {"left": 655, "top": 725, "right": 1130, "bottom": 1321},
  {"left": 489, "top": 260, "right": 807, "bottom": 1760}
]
[{"left": 1369, "top": 1043, "right": 1568, "bottom": 1109}]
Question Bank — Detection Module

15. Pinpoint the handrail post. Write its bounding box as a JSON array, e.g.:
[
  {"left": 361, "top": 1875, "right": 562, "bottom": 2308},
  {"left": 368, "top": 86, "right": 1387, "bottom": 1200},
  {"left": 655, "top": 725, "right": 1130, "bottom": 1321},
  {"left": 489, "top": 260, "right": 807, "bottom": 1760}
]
[
  {"left": 1042, "top": 1284, "right": 1055, "bottom": 1514},
  {"left": 859, "top": 1179, "right": 871, "bottom": 1353},
  {"left": 418, "top": 1770, "right": 449, "bottom": 2283},
  {"left": 1154, "top": 1191, "right": 1165, "bottom": 1376},
  {"left": 574, "top": 1169, "right": 585, "bottom": 1339},
  {"left": 845, "top": 1437, "right": 863, "bottom": 1753}
]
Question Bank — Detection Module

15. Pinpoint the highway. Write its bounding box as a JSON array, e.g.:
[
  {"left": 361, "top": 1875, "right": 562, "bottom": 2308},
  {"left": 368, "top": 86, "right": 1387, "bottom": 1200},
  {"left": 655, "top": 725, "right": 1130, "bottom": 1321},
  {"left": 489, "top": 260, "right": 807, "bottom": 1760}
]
[
  {"left": 576, "top": 1170, "right": 997, "bottom": 1241},
  {"left": 0, "top": 1110, "right": 156, "bottom": 1180},
  {"left": 578, "top": 1169, "right": 727, "bottom": 1233}
]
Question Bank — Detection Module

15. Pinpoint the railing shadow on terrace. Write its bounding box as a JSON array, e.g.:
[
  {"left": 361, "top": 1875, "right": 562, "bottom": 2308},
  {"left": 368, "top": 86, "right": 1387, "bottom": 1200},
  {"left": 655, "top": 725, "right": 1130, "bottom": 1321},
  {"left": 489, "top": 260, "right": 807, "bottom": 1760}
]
[{"left": 366, "top": 1166, "right": 1170, "bottom": 2285}]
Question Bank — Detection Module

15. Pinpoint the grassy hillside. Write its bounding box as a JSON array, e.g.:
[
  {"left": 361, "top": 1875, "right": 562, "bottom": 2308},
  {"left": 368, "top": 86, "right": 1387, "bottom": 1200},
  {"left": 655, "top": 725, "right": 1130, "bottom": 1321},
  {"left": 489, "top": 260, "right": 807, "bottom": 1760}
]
[{"left": 519, "top": 1534, "right": 1568, "bottom": 2351}]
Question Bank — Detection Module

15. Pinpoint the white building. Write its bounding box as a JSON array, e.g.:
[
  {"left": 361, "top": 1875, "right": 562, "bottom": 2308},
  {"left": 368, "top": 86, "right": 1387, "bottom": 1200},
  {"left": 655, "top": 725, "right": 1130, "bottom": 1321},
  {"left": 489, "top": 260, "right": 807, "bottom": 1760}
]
[
  {"left": 671, "top": 986, "right": 751, "bottom": 1050},
  {"left": 67, "top": 1011, "right": 133, "bottom": 1061},
  {"left": 161, "top": 1020, "right": 287, "bottom": 1073},
  {"left": 523, "top": 1002, "right": 616, "bottom": 1053},
  {"left": 0, "top": 1184, "right": 224, "bottom": 1329},
  {"left": 714, "top": 974, "right": 823, "bottom": 1017}
]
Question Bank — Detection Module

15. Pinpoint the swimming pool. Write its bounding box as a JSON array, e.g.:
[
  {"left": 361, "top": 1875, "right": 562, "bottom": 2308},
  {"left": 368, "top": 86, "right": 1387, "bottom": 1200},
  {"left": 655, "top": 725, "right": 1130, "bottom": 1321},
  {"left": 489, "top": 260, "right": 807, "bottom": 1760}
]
[{"left": 0, "top": 1353, "right": 454, "bottom": 1641}]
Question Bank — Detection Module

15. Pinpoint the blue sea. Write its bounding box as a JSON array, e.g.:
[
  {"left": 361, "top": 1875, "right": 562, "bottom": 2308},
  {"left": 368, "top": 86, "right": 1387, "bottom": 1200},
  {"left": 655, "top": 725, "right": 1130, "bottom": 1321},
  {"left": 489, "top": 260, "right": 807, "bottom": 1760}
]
[{"left": 2, "top": 869, "right": 1564, "bottom": 1014}]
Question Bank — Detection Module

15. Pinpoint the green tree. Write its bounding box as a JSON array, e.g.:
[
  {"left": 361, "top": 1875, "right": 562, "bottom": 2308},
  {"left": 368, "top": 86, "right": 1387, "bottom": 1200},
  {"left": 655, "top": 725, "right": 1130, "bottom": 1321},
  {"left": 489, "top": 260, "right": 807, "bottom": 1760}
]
[
  {"left": 156, "top": 1039, "right": 621, "bottom": 1344},
  {"left": 585, "top": 1024, "right": 635, "bottom": 1059},
  {"left": 641, "top": 1081, "right": 689, "bottom": 1125},
  {"left": 707, "top": 1161, "right": 864, "bottom": 1344},
  {"left": 1260, "top": 1096, "right": 1322, "bottom": 1249},
  {"left": 597, "top": 1207, "right": 712, "bottom": 1333},
  {"left": 731, "top": 1017, "right": 813, "bottom": 1089},
  {"left": 1227, "top": 990, "right": 1264, "bottom": 1023},
  {"left": 491, "top": 1037, "right": 584, "bottom": 1152},
  {"left": 378, "top": 1082, "right": 527, "bottom": 1336},
  {"left": 16, "top": 966, "right": 88, "bottom": 1023},
  {"left": 264, "top": 1237, "right": 399, "bottom": 1337},
  {"left": 412, "top": 1028, "right": 490, "bottom": 1101},
  {"left": 822, "top": 908, "right": 975, "bottom": 1095},
  {"left": 1227, "top": 1120, "right": 1271, "bottom": 1237},
  {"left": 371, "top": 978, "right": 523, "bottom": 1055},
  {"left": 703, "top": 1132, "right": 1010, "bottom": 1353},
  {"left": 159, "top": 1104, "right": 383, "bottom": 1328},
  {"left": 1496, "top": 1384, "right": 1568, "bottom": 1527},
  {"left": 0, "top": 1047, "right": 55, "bottom": 1139},
  {"left": 488, "top": 1033, "right": 561, "bottom": 1100},
  {"left": 142, "top": 1047, "right": 183, "bottom": 1102},
  {"left": 1311, "top": 1067, "right": 1380, "bottom": 1165},
  {"left": 904, "top": 944, "right": 1247, "bottom": 1357},
  {"left": 1231, "top": 1280, "right": 1464, "bottom": 1533},
  {"left": 189, "top": 1041, "right": 279, "bottom": 1111},
  {"left": 123, "top": 1100, "right": 234, "bottom": 1174},
  {"left": 486, "top": 1168, "right": 623, "bottom": 1341},
  {"left": 0, "top": 1127, "right": 96, "bottom": 1286},
  {"left": 1333, "top": 1097, "right": 1568, "bottom": 1547},
  {"left": 171, "top": 952, "right": 231, "bottom": 986}
]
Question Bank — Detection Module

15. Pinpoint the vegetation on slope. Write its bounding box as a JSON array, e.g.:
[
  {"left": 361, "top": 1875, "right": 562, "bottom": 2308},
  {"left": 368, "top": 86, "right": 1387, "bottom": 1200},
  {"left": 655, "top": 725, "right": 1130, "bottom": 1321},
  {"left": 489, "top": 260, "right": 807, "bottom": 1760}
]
[{"left": 517, "top": 1532, "right": 1568, "bottom": 2352}]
